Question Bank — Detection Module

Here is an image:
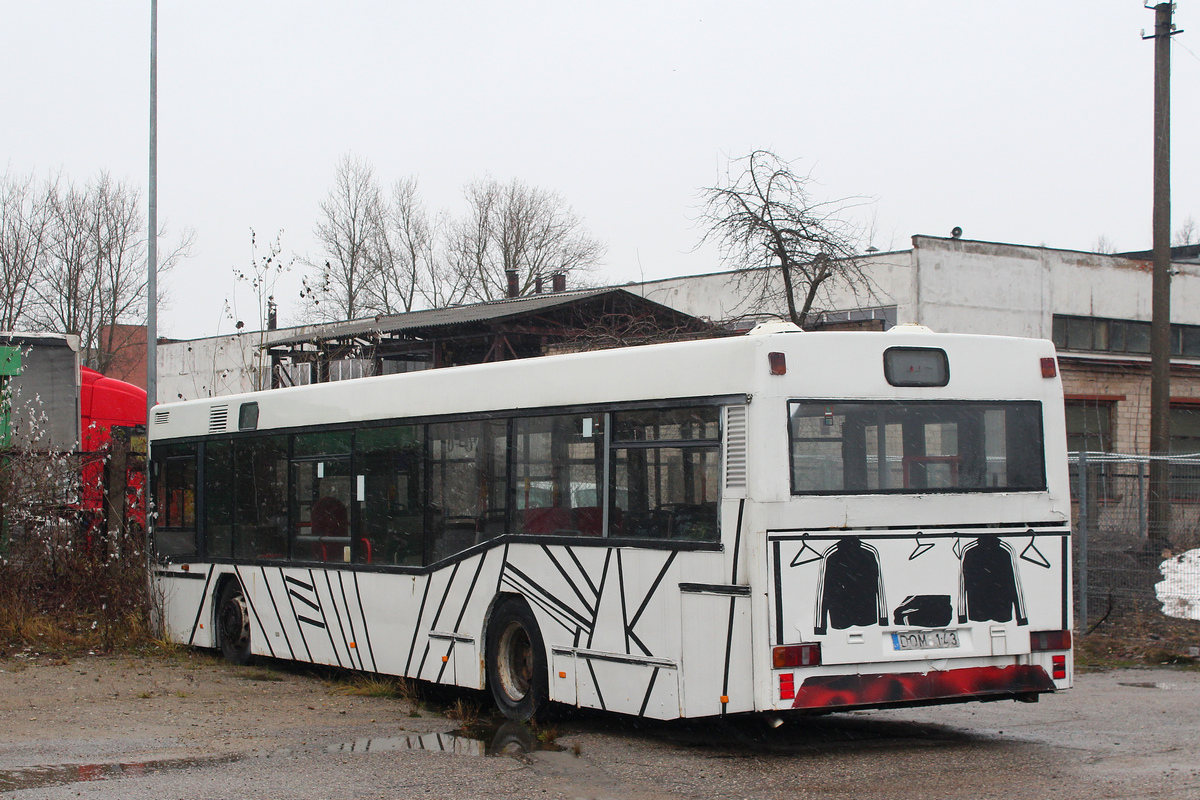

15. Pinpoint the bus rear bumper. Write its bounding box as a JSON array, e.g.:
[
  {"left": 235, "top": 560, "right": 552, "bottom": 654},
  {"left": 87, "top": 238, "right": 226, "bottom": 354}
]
[{"left": 789, "top": 664, "right": 1057, "bottom": 711}]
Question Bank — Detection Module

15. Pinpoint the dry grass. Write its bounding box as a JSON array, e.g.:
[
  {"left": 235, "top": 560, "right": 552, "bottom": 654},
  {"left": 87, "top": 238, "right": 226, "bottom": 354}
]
[
  {"left": 234, "top": 666, "right": 285, "bottom": 682},
  {"left": 445, "top": 697, "right": 484, "bottom": 729},
  {"left": 0, "top": 595, "right": 153, "bottom": 658},
  {"left": 328, "top": 673, "right": 416, "bottom": 700},
  {"left": 1076, "top": 610, "right": 1200, "bottom": 670}
]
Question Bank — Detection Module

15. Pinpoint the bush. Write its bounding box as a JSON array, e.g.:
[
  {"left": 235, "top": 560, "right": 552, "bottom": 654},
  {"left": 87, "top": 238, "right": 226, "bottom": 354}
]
[{"left": 0, "top": 446, "right": 152, "bottom": 656}]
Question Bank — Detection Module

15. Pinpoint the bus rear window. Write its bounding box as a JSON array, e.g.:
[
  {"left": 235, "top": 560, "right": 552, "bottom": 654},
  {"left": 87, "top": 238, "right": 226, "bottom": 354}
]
[{"left": 788, "top": 400, "right": 1045, "bottom": 494}]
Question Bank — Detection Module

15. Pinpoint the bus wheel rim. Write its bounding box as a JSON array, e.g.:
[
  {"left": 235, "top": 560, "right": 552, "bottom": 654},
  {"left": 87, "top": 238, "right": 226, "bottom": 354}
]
[
  {"left": 221, "top": 594, "right": 250, "bottom": 649},
  {"left": 497, "top": 621, "right": 532, "bottom": 701}
]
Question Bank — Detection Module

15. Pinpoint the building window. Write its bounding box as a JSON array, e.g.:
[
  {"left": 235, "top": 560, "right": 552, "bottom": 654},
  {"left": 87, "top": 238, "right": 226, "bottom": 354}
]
[
  {"left": 1052, "top": 315, "right": 1200, "bottom": 357},
  {"left": 1064, "top": 401, "right": 1113, "bottom": 453},
  {"left": 1170, "top": 406, "right": 1200, "bottom": 500},
  {"left": 1064, "top": 399, "right": 1116, "bottom": 500}
]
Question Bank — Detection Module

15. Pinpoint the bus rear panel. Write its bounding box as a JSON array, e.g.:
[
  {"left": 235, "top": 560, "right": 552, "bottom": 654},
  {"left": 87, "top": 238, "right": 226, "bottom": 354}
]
[{"left": 752, "top": 329, "right": 1071, "bottom": 714}]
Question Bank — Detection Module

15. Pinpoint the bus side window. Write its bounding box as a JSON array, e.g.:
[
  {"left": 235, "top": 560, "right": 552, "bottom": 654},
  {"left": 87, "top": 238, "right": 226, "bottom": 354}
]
[
  {"left": 511, "top": 414, "right": 605, "bottom": 538},
  {"left": 204, "top": 440, "right": 234, "bottom": 559},
  {"left": 153, "top": 443, "right": 198, "bottom": 559},
  {"left": 290, "top": 431, "right": 352, "bottom": 563},
  {"left": 233, "top": 435, "right": 288, "bottom": 560},
  {"left": 610, "top": 407, "right": 720, "bottom": 542},
  {"left": 356, "top": 425, "right": 425, "bottom": 566},
  {"left": 427, "top": 420, "right": 506, "bottom": 564}
]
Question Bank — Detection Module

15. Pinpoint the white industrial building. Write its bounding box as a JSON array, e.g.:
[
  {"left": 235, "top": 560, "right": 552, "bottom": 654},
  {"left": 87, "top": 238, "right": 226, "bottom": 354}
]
[
  {"left": 633, "top": 234, "right": 1200, "bottom": 460},
  {"left": 157, "top": 234, "right": 1200, "bottom": 461}
]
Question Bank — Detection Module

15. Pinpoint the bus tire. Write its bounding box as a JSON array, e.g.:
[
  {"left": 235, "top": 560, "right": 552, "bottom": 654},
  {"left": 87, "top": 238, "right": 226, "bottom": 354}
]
[
  {"left": 216, "top": 579, "right": 252, "bottom": 666},
  {"left": 486, "top": 597, "right": 548, "bottom": 721}
]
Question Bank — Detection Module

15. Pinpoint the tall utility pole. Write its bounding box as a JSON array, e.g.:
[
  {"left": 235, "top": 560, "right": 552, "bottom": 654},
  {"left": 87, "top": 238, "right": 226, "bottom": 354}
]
[
  {"left": 1146, "top": 2, "right": 1179, "bottom": 552},
  {"left": 147, "top": 0, "right": 158, "bottom": 421}
]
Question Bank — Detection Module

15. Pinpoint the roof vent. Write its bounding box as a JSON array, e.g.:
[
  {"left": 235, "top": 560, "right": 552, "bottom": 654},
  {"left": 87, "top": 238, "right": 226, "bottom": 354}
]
[
  {"left": 153, "top": 410, "right": 170, "bottom": 425},
  {"left": 747, "top": 321, "right": 803, "bottom": 335},
  {"left": 887, "top": 323, "right": 936, "bottom": 334}
]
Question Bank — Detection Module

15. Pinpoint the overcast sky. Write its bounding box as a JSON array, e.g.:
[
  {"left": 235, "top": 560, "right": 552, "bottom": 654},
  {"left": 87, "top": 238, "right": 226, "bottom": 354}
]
[{"left": 2, "top": 2, "right": 1198, "bottom": 339}]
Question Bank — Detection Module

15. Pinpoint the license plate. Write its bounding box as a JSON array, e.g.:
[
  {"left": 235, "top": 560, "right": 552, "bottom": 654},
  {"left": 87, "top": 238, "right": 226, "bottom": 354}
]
[{"left": 892, "top": 629, "right": 959, "bottom": 651}]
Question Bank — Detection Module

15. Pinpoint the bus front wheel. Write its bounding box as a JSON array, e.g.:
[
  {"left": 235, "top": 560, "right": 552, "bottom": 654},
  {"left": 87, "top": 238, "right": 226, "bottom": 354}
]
[
  {"left": 486, "top": 597, "right": 548, "bottom": 721},
  {"left": 216, "top": 580, "right": 252, "bottom": 665}
]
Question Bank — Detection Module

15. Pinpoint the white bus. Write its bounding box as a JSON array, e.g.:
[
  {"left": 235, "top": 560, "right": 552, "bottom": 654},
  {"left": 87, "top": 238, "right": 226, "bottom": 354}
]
[{"left": 150, "top": 322, "right": 1073, "bottom": 721}]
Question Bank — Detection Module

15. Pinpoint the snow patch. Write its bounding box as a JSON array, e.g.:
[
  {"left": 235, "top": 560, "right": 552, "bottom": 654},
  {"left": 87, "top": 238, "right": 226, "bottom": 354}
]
[{"left": 1156, "top": 548, "right": 1200, "bottom": 621}]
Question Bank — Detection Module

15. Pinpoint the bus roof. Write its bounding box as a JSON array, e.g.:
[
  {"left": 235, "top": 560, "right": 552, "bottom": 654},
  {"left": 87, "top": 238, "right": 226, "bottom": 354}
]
[{"left": 150, "top": 328, "right": 1060, "bottom": 442}]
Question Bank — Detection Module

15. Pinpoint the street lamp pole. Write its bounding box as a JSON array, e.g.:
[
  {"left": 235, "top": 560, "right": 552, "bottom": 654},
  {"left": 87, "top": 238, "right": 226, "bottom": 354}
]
[{"left": 147, "top": 0, "right": 158, "bottom": 420}]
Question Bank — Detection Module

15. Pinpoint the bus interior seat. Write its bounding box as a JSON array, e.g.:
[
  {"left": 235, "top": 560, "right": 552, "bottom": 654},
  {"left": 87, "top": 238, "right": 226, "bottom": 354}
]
[
  {"left": 573, "top": 506, "right": 604, "bottom": 536},
  {"left": 523, "top": 507, "right": 574, "bottom": 536}
]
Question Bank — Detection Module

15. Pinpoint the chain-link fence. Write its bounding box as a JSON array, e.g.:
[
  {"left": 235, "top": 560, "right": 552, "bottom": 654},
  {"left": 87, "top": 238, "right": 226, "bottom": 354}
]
[{"left": 1071, "top": 451, "right": 1200, "bottom": 628}]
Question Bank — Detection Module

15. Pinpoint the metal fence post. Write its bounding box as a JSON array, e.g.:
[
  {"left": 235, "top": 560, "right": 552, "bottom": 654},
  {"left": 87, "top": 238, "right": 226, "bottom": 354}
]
[
  {"left": 1077, "top": 450, "right": 1089, "bottom": 629},
  {"left": 1138, "top": 460, "right": 1146, "bottom": 539}
]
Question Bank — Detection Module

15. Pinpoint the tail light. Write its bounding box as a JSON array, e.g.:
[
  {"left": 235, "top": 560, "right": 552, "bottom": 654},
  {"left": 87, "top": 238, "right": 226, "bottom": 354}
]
[
  {"left": 779, "top": 672, "right": 795, "bottom": 700},
  {"left": 1052, "top": 655, "right": 1067, "bottom": 680},
  {"left": 1030, "top": 630, "right": 1071, "bottom": 652},
  {"left": 1041, "top": 357, "right": 1057, "bottom": 378},
  {"left": 768, "top": 352, "right": 787, "bottom": 375},
  {"left": 773, "top": 643, "right": 821, "bottom": 669}
]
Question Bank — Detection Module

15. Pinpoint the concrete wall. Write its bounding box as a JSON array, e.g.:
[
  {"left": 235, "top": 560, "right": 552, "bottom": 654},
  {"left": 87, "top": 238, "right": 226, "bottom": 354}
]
[
  {"left": 911, "top": 238, "right": 1053, "bottom": 337},
  {"left": 157, "top": 323, "right": 336, "bottom": 404},
  {"left": 158, "top": 332, "right": 268, "bottom": 403},
  {"left": 910, "top": 236, "right": 1200, "bottom": 338},
  {"left": 634, "top": 249, "right": 915, "bottom": 325}
]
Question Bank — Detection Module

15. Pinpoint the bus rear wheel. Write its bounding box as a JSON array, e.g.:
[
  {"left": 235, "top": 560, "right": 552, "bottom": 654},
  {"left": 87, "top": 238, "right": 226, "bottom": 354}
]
[
  {"left": 486, "top": 597, "right": 548, "bottom": 721},
  {"left": 216, "top": 580, "right": 252, "bottom": 665}
]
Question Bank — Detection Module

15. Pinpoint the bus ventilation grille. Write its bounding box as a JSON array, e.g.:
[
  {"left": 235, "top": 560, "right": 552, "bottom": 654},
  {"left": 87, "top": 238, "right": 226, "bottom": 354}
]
[
  {"left": 725, "top": 405, "right": 747, "bottom": 488},
  {"left": 208, "top": 404, "right": 229, "bottom": 433},
  {"left": 153, "top": 411, "right": 170, "bottom": 425}
]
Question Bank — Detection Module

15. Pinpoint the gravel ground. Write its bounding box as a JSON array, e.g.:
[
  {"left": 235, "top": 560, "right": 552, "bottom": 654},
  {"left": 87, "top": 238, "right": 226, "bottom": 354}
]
[{"left": 1, "top": 649, "right": 1198, "bottom": 799}]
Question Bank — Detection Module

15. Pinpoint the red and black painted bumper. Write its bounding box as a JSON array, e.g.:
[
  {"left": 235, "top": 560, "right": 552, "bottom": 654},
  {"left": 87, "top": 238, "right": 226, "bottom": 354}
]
[{"left": 791, "top": 664, "right": 1057, "bottom": 710}]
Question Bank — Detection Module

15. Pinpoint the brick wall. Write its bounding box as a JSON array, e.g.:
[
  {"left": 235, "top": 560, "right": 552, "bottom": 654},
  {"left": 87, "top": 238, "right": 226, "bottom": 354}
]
[{"left": 1060, "top": 357, "right": 1200, "bottom": 455}]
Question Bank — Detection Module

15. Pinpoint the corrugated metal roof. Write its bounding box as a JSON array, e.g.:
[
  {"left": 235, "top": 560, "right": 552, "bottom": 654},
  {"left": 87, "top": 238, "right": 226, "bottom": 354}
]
[{"left": 266, "top": 288, "right": 650, "bottom": 346}]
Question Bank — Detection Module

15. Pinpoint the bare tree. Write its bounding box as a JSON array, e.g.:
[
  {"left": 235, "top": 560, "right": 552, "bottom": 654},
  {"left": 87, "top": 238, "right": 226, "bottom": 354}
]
[
  {"left": 446, "top": 177, "right": 604, "bottom": 302},
  {"left": 373, "top": 177, "right": 448, "bottom": 313},
  {"left": 34, "top": 178, "right": 100, "bottom": 350},
  {"left": 418, "top": 208, "right": 470, "bottom": 309},
  {"left": 444, "top": 178, "right": 499, "bottom": 302},
  {"left": 301, "top": 160, "right": 606, "bottom": 318},
  {"left": 1175, "top": 216, "right": 1198, "bottom": 247},
  {"left": 227, "top": 228, "right": 293, "bottom": 391},
  {"left": 30, "top": 173, "right": 189, "bottom": 373},
  {"left": 698, "top": 150, "right": 870, "bottom": 328},
  {"left": 1093, "top": 235, "right": 1118, "bottom": 255},
  {"left": 301, "top": 154, "right": 388, "bottom": 321},
  {"left": 0, "top": 171, "right": 52, "bottom": 331}
]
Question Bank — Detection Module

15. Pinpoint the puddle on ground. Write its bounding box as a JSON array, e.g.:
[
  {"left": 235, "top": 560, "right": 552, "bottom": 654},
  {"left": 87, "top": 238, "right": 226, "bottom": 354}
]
[
  {"left": 328, "top": 722, "right": 560, "bottom": 760},
  {"left": 0, "top": 755, "right": 240, "bottom": 793},
  {"left": 1118, "top": 681, "right": 1179, "bottom": 690}
]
